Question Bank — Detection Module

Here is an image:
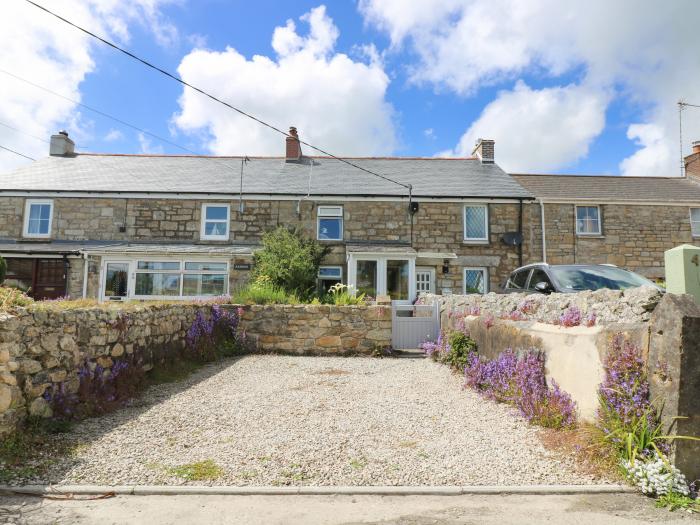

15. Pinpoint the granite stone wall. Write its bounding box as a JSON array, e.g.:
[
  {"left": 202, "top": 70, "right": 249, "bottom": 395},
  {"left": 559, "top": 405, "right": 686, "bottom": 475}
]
[
  {"left": 0, "top": 303, "right": 392, "bottom": 436},
  {"left": 523, "top": 202, "right": 700, "bottom": 280},
  {"left": 421, "top": 285, "right": 663, "bottom": 326},
  {"left": 238, "top": 304, "right": 391, "bottom": 355}
]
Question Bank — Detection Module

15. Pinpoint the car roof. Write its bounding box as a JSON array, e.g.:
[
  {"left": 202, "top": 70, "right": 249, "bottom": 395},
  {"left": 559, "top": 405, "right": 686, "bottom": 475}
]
[{"left": 509, "top": 263, "right": 622, "bottom": 273}]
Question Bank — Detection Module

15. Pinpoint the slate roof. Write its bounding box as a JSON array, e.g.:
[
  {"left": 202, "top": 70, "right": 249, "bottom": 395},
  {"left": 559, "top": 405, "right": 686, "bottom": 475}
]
[
  {"left": 512, "top": 174, "right": 700, "bottom": 203},
  {"left": 0, "top": 153, "right": 533, "bottom": 199}
]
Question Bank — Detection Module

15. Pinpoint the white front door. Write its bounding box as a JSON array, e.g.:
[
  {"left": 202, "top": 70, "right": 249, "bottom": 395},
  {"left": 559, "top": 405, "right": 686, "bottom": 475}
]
[{"left": 416, "top": 267, "right": 435, "bottom": 295}]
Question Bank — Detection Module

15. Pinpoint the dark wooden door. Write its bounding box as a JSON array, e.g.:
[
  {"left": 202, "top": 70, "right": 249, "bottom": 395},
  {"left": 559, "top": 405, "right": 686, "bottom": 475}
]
[{"left": 33, "top": 259, "right": 67, "bottom": 300}]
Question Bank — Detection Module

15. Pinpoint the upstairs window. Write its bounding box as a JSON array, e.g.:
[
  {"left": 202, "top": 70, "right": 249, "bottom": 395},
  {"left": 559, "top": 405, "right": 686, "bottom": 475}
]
[
  {"left": 23, "top": 199, "right": 53, "bottom": 238},
  {"left": 317, "top": 205, "right": 343, "bottom": 241},
  {"left": 201, "top": 203, "right": 230, "bottom": 240},
  {"left": 691, "top": 208, "right": 700, "bottom": 237},
  {"left": 575, "top": 205, "right": 601, "bottom": 235},
  {"left": 463, "top": 205, "right": 488, "bottom": 242}
]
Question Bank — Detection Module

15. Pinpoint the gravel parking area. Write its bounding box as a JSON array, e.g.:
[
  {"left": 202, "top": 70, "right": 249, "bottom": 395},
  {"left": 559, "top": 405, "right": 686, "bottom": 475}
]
[{"left": 11, "top": 355, "right": 602, "bottom": 486}]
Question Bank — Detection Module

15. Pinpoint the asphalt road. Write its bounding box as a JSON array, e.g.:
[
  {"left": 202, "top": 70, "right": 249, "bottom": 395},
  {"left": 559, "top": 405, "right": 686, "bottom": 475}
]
[{"left": 1, "top": 493, "right": 698, "bottom": 524}]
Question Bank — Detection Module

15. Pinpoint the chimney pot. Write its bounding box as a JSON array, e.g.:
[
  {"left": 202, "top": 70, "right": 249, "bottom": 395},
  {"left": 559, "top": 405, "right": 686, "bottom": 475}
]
[
  {"left": 472, "top": 138, "right": 495, "bottom": 164},
  {"left": 285, "top": 126, "right": 302, "bottom": 162},
  {"left": 49, "top": 130, "right": 75, "bottom": 157}
]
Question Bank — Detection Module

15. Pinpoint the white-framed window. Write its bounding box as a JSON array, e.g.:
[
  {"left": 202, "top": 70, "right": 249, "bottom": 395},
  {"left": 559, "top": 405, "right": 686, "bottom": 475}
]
[
  {"left": 463, "top": 267, "right": 488, "bottom": 294},
  {"left": 575, "top": 205, "right": 601, "bottom": 235},
  {"left": 132, "top": 259, "right": 229, "bottom": 299},
  {"left": 318, "top": 266, "right": 343, "bottom": 295},
  {"left": 690, "top": 208, "right": 700, "bottom": 237},
  {"left": 463, "top": 204, "right": 488, "bottom": 242},
  {"left": 201, "top": 203, "right": 230, "bottom": 240},
  {"left": 317, "top": 205, "right": 343, "bottom": 241},
  {"left": 23, "top": 199, "right": 53, "bottom": 238}
]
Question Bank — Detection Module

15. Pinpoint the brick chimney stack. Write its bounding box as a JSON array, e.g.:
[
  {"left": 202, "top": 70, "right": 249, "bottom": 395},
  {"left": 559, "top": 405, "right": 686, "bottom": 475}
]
[
  {"left": 686, "top": 140, "right": 700, "bottom": 180},
  {"left": 472, "top": 138, "right": 495, "bottom": 164},
  {"left": 285, "top": 126, "right": 302, "bottom": 162},
  {"left": 49, "top": 130, "right": 75, "bottom": 156}
]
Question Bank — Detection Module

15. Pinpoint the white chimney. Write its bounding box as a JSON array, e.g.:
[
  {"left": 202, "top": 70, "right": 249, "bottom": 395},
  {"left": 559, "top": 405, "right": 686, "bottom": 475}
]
[{"left": 49, "top": 130, "right": 75, "bottom": 156}]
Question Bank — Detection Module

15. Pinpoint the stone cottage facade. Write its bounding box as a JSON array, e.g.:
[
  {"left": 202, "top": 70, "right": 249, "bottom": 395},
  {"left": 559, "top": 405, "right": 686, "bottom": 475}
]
[
  {"left": 513, "top": 140, "right": 700, "bottom": 280},
  {"left": 0, "top": 131, "right": 533, "bottom": 301},
  {"left": 1, "top": 130, "right": 700, "bottom": 301}
]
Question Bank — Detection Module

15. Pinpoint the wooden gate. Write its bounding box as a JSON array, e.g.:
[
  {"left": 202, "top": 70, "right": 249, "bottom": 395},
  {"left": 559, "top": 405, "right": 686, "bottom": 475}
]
[{"left": 391, "top": 303, "right": 440, "bottom": 350}]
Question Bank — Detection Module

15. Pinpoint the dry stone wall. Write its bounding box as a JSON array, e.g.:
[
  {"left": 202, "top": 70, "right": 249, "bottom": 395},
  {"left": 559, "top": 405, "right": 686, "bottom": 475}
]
[
  {"left": 420, "top": 286, "right": 663, "bottom": 326},
  {"left": 0, "top": 302, "right": 391, "bottom": 436},
  {"left": 238, "top": 304, "right": 391, "bottom": 355}
]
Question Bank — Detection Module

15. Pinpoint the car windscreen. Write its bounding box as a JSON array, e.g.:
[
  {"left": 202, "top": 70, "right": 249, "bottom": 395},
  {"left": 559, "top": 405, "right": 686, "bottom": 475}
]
[{"left": 548, "top": 266, "right": 656, "bottom": 291}]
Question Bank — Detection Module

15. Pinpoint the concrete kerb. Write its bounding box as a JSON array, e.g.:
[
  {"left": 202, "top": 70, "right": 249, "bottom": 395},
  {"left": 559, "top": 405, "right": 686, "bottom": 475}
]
[{"left": 0, "top": 485, "right": 636, "bottom": 497}]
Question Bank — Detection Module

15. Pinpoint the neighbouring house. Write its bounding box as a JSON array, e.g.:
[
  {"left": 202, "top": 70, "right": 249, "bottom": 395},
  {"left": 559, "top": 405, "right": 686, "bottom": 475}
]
[
  {"left": 0, "top": 129, "right": 533, "bottom": 301},
  {"left": 514, "top": 139, "right": 700, "bottom": 280},
  {"left": 1, "top": 130, "right": 700, "bottom": 302}
]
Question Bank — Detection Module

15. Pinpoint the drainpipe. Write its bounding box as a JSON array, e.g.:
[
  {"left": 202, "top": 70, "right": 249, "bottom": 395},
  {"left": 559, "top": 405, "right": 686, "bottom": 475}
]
[
  {"left": 517, "top": 199, "right": 523, "bottom": 267},
  {"left": 62, "top": 255, "right": 69, "bottom": 298},
  {"left": 82, "top": 252, "right": 89, "bottom": 299},
  {"left": 539, "top": 198, "right": 547, "bottom": 263}
]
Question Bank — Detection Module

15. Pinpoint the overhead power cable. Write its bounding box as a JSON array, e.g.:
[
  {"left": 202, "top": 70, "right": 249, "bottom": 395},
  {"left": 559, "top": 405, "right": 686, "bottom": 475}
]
[
  {"left": 0, "top": 68, "right": 255, "bottom": 181},
  {"left": 0, "top": 120, "right": 50, "bottom": 145},
  {"left": 0, "top": 144, "right": 36, "bottom": 161},
  {"left": 24, "top": 0, "right": 412, "bottom": 192}
]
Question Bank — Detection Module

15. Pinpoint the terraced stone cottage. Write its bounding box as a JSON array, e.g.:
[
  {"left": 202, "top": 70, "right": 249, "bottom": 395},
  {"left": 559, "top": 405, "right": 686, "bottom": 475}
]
[{"left": 1, "top": 130, "right": 700, "bottom": 301}]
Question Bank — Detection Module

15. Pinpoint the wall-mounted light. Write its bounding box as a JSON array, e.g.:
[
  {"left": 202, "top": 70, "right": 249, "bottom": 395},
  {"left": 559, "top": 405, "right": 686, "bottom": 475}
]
[{"left": 442, "top": 259, "right": 449, "bottom": 274}]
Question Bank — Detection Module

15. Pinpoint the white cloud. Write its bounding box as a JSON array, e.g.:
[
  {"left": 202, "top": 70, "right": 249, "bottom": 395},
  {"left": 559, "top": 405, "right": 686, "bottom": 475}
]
[
  {"left": 173, "top": 5, "right": 396, "bottom": 156},
  {"left": 361, "top": 0, "right": 700, "bottom": 175},
  {"left": 104, "top": 129, "right": 124, "bottom": 142},
  {"left": 440, "top": 81, "right": 609, "bottom": 172},
  {"left": 0, "top": 0, "right": 177, "bottom": 172},
  {"left": 137, "top": 132, "right": 164, "bottom": 154}
]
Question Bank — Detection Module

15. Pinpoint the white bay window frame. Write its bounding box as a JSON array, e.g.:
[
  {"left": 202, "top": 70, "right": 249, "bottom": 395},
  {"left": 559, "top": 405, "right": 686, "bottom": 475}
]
[{"left": 99, "top": 256, "right": 230, "bottom": 301}]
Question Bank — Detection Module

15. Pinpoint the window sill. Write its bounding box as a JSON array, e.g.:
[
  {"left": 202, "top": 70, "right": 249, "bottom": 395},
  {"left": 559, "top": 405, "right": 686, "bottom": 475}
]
[
  {"left": 462, "top": 240, "right": 489, "bottom": 245},
  {"left": 22, "top": 236, "right": 52, "bottom": 241},
  {"left": 576, "top": 234, "right": 605, "bottom": 239}
]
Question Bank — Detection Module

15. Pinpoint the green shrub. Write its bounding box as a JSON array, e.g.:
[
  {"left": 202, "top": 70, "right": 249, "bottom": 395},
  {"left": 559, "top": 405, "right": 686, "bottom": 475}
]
[
  {"left": 445, "top": 331, "right": 477, "bottom": 369},
  {"left": 325, "top": 283, "right": 366, "bottom": 305},
  {"left": 233, "top": 276, "right": 300, "bottom": 305},
  {"left": 253, "top": 226, "right": 329, "bottom": 300},
  {"left": 0, "top": 256, "right": 6, "bottom": 284}
]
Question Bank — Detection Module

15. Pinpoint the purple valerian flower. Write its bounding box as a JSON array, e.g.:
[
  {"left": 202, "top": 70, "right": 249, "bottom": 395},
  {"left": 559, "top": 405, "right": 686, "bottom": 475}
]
[{"left": 559, "top": 306, "right": 582, "bottom": 327}]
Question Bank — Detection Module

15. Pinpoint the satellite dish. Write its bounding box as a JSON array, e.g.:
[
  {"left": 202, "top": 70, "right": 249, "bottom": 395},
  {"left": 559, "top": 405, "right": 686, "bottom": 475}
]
[{"left": 501, "top": 232, "right": 523, "bottom": 246}]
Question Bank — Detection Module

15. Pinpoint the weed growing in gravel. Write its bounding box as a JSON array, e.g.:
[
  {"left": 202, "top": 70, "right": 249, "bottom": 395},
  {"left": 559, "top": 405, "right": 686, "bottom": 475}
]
[
  {"left": 168, "top": 460, "right": 224, "bottom": 481},
  {"left": 349, "top": 458, "right": 367, "bottom": 469},
  {"left": 655, "top": 490, "right": 700, "bottom": 513}
]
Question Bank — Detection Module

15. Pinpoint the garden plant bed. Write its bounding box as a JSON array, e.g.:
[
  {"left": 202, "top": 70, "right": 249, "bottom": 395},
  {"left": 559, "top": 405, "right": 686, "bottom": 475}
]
[{"left": 3, "top": 355, "right": 609, "bottom": 487}]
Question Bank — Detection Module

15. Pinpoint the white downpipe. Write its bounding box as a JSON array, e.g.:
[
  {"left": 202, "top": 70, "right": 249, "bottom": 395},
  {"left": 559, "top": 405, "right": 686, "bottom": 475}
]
[
  {"left": 539, "top": 198, "right": 547, "bottom": 263},
  {"left": 81, "top": 252, "right": 89, "bottom": 299}
]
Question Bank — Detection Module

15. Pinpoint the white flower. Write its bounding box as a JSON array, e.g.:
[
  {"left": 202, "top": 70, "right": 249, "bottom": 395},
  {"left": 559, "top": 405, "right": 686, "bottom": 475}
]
[{"left": 622, "top": 451, "right": 689, "bottom": 496}]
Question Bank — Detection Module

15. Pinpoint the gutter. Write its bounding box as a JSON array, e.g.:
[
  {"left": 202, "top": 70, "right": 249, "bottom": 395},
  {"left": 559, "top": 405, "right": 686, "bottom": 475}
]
[{"left": 539, "top": 198, "right": 547, "bottom": 263}]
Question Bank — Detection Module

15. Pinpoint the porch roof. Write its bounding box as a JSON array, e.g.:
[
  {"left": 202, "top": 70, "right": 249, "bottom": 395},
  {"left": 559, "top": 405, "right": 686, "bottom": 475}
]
[{"left": 83, "top": 243, "right": 255, "bottom": 257}]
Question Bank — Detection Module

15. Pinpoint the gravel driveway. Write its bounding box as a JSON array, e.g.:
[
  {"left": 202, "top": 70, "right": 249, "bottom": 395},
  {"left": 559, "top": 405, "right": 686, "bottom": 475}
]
[{"left": 12, "top": 355, "right": 602, "bottom": 486}]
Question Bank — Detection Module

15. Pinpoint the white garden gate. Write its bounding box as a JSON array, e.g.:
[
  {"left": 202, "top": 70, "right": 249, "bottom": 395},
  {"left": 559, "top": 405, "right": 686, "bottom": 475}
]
[{"left": 391, "top": 303, "right": 440, "bottom": 350}]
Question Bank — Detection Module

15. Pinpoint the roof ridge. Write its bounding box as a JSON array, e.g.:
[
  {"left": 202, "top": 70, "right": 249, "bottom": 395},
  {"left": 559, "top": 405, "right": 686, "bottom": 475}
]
[
  {"left": 512, "top": 173, "right": 685, "bottom": 180},
  {"left": 72, "top": 153, "right": 479, "bottom": 161}
]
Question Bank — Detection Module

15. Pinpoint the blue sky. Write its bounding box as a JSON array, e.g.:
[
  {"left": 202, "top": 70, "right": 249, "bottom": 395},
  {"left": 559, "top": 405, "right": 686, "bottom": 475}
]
[{"left": 1, "top": 0, "right": 699, "bottom": 176}]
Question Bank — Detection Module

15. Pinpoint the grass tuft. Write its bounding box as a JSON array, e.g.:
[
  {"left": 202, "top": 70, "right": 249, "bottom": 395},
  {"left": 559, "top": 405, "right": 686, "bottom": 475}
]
[{"left": 167, "top": 459, "right": 224, "bottom": 481}]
